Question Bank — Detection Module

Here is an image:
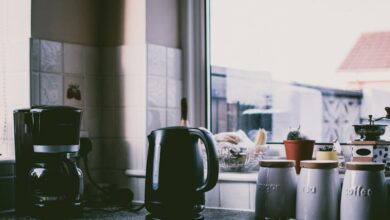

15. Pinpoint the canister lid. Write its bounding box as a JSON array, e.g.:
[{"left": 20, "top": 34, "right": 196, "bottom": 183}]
[
  {"left": 346, "top": 162, "right": 385, "bottom": 171},
  {"left": 260, "top": 160, "right": 295, "bottom": 168},
  {"left": 300, "top": 160, "right": 338, "bottom": 169}
]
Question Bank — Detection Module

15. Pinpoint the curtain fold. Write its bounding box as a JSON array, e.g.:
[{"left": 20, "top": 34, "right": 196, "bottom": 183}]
[{"left": 181, "top": 0, "right": 208, "bottom": 128}]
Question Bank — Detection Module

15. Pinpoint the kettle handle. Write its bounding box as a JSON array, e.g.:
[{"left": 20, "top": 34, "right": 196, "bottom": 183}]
[{"left": 189, "top": 127, "right": 219, "bottom": 193}]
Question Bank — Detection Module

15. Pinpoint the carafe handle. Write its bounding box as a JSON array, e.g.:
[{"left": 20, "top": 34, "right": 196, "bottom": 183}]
[{"left": 189, "top": 127, "right": 219, "bottom": 193}]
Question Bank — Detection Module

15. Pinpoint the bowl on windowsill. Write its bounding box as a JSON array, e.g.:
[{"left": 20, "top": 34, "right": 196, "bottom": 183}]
[{"left": 217, "top": 142, "right": 265, "bottom": 173}]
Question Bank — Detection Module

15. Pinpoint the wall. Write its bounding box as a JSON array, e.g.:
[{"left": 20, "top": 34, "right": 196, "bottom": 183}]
[
  {"left": 146, "top": 0, "right": 181, "bottom": 48},
  {"left": 95, "top": 0, "right": 147, "bottom": 196},
  {"left": 145, "top": 0, "right": 183, "bottom": 132},
  {"left": 31, "top": 0, "right": 99, "bottom": 46},
  {"left": 0, "top": 0, "right": 30, "bottom": 159},
  {"left": 30, "top": 0, "right": 148, "bottom": 198},
  {"left": 30, "top": 0, "right": 185, "bottom": 204},
  {"left": 146, "top": 44, "right": 182, "bottom": 132}
]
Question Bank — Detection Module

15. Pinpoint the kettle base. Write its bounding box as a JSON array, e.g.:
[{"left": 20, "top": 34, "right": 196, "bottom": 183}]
[{"left": 146, "top": 213, "right": 204, "bottom": 220}]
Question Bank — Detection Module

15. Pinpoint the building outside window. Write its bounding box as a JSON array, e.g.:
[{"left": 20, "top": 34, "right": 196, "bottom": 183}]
[{"left": 209, "top": 0, "right": 390, "bottom": 143}]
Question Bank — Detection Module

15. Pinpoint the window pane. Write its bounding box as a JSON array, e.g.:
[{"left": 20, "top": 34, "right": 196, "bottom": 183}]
[{"left": 209, "top": 0, "right": 390, "bottom": 143}]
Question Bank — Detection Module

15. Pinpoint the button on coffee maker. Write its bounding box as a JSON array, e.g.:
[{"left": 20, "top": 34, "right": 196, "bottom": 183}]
[{"left": 14, "top": 106, "right": 83, "bottom": 217}]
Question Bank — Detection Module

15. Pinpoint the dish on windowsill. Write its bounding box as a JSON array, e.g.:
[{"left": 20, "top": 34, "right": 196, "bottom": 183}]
[{"left": 217, "top": 142, "right": 268, "bottom": 172}]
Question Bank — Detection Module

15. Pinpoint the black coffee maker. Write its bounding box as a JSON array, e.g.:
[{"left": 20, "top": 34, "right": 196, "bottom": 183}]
[
  {"left": 145, "top": 127, "right": 219, "bottom": 220},
  {"left": 14, "top": 106, "right": 83, "bottom": 217}
]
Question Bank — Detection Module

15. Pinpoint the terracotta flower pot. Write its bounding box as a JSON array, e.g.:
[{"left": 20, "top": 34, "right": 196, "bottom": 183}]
[{"left": 284, "top": 140, "right": 315, "bottom": 174}]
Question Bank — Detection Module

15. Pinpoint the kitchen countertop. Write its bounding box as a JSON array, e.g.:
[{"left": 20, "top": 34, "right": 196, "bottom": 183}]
[{"left": 0, "top": 208, "right": 255, "bottom": 220}]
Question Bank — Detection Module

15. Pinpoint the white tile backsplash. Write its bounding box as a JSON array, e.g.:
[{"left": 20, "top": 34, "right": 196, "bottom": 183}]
[
  {"left": 85, "top": 46, "right": 98, "bottom": 75},
  {"left": 146, "top": 44, "right": 183, "bottom": 129},
  {"left": 206, "top": 183, "right": 221, "bottom": 208},
  {"left": 64, "top": 75, "right": 84, "bottom": 107},
  {"left": 40, "top": 73, "right": 63, "bottom": 105},
  {"left": 31, "top": 72, "right": 40, "bottom": 105},
  {"left": 85, "top": 76, "right": 100, "bottom": 107},
  {"left": 113, "top": 75, "right": 128, "bottom": 107},
  {"left": 115, "top": 45, "right": 147, "bottom": 76},
  {"left": 80, "top": 107, "right": 86, "bottom": 131},
  {"left": 220, "top": 183, "right": 250, "bottom": 209},
  {"left": 249, "top": 183, "right": 256, "bottom": 210},
  {"left": 85, "top": 107, "right": 102, "bottom": 138},
  {"left": 100, "top": 139, "right": 135, "bottom": 169},
  {"left": 100, "top": 77, "right": 114, "bottom": 107},
  {"left": 100, "top": 170, "right": 135, "bottom": 189},
  {"left": 135, "top": 138, "right": 147, "bottom": 169},
  {"left": 132, "top": 76, "right": 147, "bottom": 107},
  {"left": 147, "top": 107, "right": 166, "bottom": 133},
  {"left": 167, "top": 47, "right": 181, "bottom": 79},
  {"left": 64, "top": 43, "right": 85, "bottom": 74},
  {"left": 136, "top": 178, "right": 145, "bottom": 202},
  {"left": 147, "top": 44, "right": 167, "bottom": 76},
  {"left": 114, "top": 75, "right": 147, "bottom": 107},
  {"left": 101, "top": 108, "right": 115, "bottom": 137},
  {"left": 148, "top": 76, "right": 166, "bottom": 108},
  {"left": 87, "top": 138, "right": 103, "bottom": 169},
  {"left": 100, "top": 47, "right": 115, "bottom": 75},
  {"left": 124, "top": 176, "right": 257, "bottom": 211},
  {"left": 40, "top": 40, "right": 63, "bottom": 73},
  {"left": 167, "top": 79, "right": 182, "bottom": 108},
  {"left": 166, "top": 108, "right": 180, "bottom": 127},
  {"left": 115, "top": 46, "right": 131, "bottom": 75},
  {"left": 30, "top": 39, "right": 186, "bottom": 202},
  {"left": 31, "top": 39, "right": 40, "bottom": 71},
  {"left": 113, "top": 107, "right": 137, "bottom": 138}
]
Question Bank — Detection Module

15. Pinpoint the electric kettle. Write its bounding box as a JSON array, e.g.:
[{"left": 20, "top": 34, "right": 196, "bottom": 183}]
[{"left": 145, "top": 127, "right": 219, "bottom": 220}]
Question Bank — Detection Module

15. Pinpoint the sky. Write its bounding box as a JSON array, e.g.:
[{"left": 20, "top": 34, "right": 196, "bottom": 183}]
[{"left": 210, "top": 0, "right": 390, "bottom": 89}]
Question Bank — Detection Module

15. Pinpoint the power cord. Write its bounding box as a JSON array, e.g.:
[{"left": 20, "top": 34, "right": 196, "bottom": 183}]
[{"left": 79, "top": 137, "right": 145, "bottom": 213}]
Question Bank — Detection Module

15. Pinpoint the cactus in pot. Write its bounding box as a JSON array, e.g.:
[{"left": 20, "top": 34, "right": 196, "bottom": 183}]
[
  {"left": 316, "top": 145, "right": 338, "bottom": 161},
  {"left": 284, "top": 126, "right": 315, "bottom": 174}
]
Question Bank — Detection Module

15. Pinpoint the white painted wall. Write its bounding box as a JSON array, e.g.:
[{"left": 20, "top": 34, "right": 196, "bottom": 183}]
[
  {"left": 32, "top": 0, "right": 99, "bottom": 46},
  {"left": 0, "top": 0, "right": 30, "bottom": 159},
  {"left": 146, "top": 0, "right": 181, "bottom": 48}
]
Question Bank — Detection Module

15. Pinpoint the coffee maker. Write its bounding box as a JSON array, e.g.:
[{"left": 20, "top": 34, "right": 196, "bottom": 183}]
[{"left": 14, "top": 106, "right": 83, "bottom": 217}]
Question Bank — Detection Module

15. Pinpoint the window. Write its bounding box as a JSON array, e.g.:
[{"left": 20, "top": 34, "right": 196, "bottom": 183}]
[
  {"left": 208, "top": 0, "right": 390, "bottom": 143},
  {"left": 0, "top": 0, "right": 30, "bottom": 159}
]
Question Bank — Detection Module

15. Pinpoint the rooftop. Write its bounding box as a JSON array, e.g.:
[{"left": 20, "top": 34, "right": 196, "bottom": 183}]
[{"left": 339, "top": 31, "right": 390, "bottom": 71}]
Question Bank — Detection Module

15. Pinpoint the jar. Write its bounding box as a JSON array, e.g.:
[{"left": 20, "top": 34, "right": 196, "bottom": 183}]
[
  {"left": 316, "top": 151, "right": 338, "bottom": 161},
  {"left": 296, "top": 160, "right": 340, "bottom": 220},
  {"left": 255, "top": 160, "right": 297, "bottom": 219},
  {"left": 340, "top": 162, "right": 387, "bottom": 220}
]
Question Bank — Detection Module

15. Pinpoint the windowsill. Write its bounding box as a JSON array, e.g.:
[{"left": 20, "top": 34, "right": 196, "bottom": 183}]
[
  {"left": 124, "top": 169, "right": 390, "bottom": 183},
  {"left": 0, "top": 157, "right": 14, "bottom": 163},
  {"left": 124, "top": 169, "right": 258, "bottom": 183}
]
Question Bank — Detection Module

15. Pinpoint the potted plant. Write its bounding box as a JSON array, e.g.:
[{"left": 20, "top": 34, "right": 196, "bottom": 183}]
[
  {"left": 316, "top": 145, "right": 338, "bottom": 161},
  {"left": 284, "top": 127, "right": 315, "bottom": 174}
]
